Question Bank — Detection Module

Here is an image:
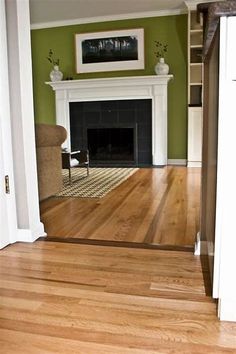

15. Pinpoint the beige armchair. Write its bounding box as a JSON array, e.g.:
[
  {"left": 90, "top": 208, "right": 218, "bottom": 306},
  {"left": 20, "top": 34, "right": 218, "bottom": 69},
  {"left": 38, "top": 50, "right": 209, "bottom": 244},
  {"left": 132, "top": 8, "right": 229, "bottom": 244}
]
[{"left": 35, "top": 123, "right": 67, "bottom": 201}]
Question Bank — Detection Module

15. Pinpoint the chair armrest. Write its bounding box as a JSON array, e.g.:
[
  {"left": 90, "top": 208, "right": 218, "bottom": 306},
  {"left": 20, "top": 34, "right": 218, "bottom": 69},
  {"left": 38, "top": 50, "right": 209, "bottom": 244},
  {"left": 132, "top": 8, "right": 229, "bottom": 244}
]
[
  {"left": 72, "top": 150, "right": 89, "bottom": 164},
  {"left": 62, "top": 150, "right": 89, "bottom": 168},
  {"left": 70, "top": 150, "right": 81, "bottom": 155}
]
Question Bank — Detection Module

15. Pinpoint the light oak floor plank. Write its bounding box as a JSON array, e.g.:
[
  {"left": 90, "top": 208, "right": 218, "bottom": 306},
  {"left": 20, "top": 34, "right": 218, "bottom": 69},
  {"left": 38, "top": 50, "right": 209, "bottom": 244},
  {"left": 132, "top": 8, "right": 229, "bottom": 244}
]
[{"left": 0, "top": 241, "right": 236, "bottom": 353}]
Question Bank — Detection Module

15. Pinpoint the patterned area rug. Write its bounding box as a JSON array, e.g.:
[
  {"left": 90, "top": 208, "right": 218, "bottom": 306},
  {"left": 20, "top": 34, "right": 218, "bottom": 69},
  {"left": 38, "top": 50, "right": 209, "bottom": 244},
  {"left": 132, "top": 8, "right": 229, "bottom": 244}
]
[{"left": 55, "top": 167, "right": 139, "bottom": 198}]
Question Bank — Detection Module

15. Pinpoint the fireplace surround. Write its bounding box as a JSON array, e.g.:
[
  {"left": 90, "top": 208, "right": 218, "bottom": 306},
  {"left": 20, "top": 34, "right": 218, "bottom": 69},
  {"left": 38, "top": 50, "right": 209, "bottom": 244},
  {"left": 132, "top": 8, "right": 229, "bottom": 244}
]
[
  {"left": 47, "top": 75, "right": 173, "bottom": 166},
  {"left": 69, "top": 99, "right": 152, "bottom": 166}
]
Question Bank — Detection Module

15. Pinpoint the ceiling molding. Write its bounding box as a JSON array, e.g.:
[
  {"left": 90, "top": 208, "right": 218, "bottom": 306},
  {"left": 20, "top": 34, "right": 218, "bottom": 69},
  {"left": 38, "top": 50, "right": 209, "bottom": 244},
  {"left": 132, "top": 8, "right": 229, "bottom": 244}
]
[
  {"left": 184, "top": 0, "right": 225, "bottom": 11},
  {"left": 30, "top": 8, "right": 187, "bottom": 30},
  {"left": 184, "top": 0, "right": 204, "bottom": 11}
]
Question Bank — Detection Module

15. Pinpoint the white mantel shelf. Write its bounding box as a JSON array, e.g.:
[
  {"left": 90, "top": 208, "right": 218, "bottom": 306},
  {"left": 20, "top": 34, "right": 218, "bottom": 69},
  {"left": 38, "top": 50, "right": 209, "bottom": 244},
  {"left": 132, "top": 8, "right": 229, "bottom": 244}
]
[
  {"left": 47, "top": 75, "right": 173, "bottom": 166},
  {"left": 46, "top": 75, "right": 173, "bottom": 90}
]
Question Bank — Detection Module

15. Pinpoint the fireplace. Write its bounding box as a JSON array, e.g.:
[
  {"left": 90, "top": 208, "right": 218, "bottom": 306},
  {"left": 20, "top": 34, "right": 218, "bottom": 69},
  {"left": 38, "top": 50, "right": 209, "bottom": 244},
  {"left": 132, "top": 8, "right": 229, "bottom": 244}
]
[
  {"left": 69, "top": 99, "right": 152, "bottom": 166},
  {"left": 47, "top": 75, "right": 173, "bottom": 165}
]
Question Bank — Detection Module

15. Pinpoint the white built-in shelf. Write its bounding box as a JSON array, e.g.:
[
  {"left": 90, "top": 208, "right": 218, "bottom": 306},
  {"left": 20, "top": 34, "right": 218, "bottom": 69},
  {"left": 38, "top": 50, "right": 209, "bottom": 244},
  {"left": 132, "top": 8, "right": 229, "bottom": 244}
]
[{"left": 187, "top": 5, "right": 203, "bottom": 167}]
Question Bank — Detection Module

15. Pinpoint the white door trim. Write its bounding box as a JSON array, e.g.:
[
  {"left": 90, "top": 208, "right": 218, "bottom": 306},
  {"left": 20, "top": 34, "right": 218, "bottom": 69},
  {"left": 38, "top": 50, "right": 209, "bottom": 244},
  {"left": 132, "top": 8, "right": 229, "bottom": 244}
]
[
  {"left": 0, "top": 0, "right": 46, "bottom": 249},
  {"left": 214, "top": 17, "right": 236, "bottom": 321},
  {"left": 0, "top": 0, "right": 18, "bottom": 249}
]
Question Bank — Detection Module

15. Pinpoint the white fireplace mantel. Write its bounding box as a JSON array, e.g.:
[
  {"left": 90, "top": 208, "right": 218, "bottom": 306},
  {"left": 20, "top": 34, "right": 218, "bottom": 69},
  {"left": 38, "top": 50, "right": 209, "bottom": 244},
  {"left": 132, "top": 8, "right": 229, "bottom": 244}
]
[{"left": 47, "top": 75, "right": 173, "bottom": 165}]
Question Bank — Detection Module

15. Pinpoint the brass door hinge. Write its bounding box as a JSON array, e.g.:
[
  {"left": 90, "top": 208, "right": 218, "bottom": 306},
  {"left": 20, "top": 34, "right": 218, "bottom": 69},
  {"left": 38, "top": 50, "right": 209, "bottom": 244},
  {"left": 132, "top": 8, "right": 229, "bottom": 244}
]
[{"left": 5, "top": 175, "right": 10, "bottom": 194}]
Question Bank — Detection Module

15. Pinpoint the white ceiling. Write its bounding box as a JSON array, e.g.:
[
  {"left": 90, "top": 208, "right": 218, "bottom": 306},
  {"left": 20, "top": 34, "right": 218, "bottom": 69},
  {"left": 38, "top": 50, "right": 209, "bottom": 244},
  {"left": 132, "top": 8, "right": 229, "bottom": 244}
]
[
  {"left": 29, "top": 0, "right": 218, "bottom": 27},
  {"left": 29, "top": 0, "right": 190, "bottom": 26}
]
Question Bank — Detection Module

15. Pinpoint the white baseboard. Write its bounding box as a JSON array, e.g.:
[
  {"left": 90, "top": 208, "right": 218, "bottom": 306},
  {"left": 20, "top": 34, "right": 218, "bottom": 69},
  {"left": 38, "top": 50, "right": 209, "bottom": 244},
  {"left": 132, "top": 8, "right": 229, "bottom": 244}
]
[
  {"left": 187, "top": 161, "right": 202, "bottom": 167},
  {"left": 218, "top": 298, "right": 236, "bottom": 322},
  {"left": 194, "top": 232, "right": 208, "bottom": 255},
  {"left": 17, "top": 222, "right": 46, "bottom": 242},
  {"left": 167, "top": 159, "right": 187, "bottom": 166}
]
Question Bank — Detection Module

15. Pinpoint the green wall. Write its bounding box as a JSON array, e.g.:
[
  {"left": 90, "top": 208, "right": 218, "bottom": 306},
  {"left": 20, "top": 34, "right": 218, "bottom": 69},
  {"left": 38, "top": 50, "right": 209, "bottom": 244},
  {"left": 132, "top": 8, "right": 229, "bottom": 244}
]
[{"left": 31, "top": 15, "right": 187, "bottom": 159}]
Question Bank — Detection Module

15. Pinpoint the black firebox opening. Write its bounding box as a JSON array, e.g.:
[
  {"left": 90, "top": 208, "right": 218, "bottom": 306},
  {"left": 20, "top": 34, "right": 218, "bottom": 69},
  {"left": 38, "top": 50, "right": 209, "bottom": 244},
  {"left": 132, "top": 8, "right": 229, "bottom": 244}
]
[{"left": 87, "top": 127, "right": 135, "bottom": 165}]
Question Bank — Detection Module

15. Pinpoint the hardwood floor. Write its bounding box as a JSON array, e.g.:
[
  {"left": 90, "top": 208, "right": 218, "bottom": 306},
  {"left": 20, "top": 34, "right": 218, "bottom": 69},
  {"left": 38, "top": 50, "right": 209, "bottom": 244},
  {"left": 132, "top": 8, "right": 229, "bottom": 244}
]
[
  {"left": 0, "top": 241, "right": 236, "bottom": 353},
  {"left": 40, "top": 166, "right": 201, "bottom": 247}
]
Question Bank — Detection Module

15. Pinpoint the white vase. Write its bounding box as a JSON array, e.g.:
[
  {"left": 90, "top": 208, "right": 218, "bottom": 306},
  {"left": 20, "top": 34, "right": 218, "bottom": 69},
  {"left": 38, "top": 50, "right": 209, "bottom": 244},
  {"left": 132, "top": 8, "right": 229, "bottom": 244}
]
[
  {"left": 155, "top": 57, "right": 169, "bottom": 75},
  {"left": 50, "top": 65, "right": 63, "bottom": 82}
]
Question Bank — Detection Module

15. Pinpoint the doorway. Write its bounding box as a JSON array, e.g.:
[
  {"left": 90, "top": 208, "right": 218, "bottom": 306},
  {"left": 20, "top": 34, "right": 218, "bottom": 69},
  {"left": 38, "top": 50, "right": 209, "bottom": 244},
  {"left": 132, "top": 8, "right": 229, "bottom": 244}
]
[{"left": 40, "top": 165, "right": 201, "bottom": 250}]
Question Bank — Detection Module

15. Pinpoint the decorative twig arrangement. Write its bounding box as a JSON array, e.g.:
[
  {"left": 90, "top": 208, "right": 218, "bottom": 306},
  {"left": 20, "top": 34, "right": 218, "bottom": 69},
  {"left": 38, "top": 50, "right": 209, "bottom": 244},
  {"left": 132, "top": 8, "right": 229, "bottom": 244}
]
[
  {"left": 46, "top": 49, "right": 60, "bottom": 66},
  {"left": 154, "top": 41, "right": 168, "bottom": 58}
]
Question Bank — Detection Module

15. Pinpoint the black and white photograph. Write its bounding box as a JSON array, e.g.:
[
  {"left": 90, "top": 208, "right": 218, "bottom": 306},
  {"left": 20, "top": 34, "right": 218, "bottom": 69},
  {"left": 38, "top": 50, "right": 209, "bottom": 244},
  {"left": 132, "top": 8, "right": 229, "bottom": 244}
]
[
  {"left": 82, "top": 35, "right": 138, "bottom": 64},
  {"left": 75, "top": 29, "right": 144, "bottom": 73}
]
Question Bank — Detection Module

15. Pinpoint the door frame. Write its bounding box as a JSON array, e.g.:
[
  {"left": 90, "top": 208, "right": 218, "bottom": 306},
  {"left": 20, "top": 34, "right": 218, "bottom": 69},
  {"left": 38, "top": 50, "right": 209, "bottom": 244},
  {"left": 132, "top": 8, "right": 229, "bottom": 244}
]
[
  {"left": 0, "top": 0, "right": 18, "bottom": 249},
  {"left": 0, "top": 0, "right": 45, "bottom": 249}
]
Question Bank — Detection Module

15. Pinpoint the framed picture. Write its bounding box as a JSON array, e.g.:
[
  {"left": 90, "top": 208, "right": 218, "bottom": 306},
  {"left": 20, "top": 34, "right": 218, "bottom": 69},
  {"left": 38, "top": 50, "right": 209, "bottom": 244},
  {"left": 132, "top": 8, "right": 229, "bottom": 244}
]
[{"left": 75, "top": 28, "right": 144, "bottom": 73}]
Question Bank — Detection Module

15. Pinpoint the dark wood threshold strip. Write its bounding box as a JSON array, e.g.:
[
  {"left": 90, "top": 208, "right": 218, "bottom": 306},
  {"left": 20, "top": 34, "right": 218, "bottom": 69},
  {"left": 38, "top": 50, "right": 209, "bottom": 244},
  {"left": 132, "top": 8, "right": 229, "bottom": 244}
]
[{"left": 38, "top": 236, "right": 194, "bottom": 252}]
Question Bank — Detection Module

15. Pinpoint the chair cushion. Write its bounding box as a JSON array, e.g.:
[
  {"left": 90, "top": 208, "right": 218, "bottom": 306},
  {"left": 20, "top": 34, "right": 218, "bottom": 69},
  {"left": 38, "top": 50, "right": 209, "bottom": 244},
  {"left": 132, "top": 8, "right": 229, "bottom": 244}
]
[{"left": 70, "top": 158, "right": 79, "bottom": 167}]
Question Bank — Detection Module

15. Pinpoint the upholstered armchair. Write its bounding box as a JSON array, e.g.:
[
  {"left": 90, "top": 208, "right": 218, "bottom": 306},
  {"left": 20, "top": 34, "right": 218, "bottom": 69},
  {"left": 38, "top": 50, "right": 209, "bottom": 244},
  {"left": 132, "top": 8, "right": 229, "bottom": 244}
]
[{"left": 35, "top": 123, "right": 67, "bottom": 201}]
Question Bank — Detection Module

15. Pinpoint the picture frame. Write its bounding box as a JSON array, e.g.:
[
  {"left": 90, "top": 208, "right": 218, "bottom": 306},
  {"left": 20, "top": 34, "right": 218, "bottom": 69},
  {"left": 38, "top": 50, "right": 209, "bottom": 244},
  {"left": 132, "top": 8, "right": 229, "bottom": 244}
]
[{"left": 75, "top": 28, "right": 144, "bottom": 73}]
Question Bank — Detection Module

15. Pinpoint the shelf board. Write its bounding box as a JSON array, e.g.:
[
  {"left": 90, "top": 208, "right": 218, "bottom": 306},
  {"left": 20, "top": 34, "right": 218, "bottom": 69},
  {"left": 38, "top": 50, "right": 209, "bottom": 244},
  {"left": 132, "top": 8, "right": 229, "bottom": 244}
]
[
  {"left": 190, "top": 82, "right": 202, "bottom": 86},
  {"left": 190, "top": 63, "right": 203, "bottom": 66},
  {"left": 190, "top": 29, "right": 203, "bottom": 33},
  {"left": 189, "top": 104, "right": 202, "bottom": 108},
  {"left": 190, "top": 44, "right": 203, "bottom": 48}
]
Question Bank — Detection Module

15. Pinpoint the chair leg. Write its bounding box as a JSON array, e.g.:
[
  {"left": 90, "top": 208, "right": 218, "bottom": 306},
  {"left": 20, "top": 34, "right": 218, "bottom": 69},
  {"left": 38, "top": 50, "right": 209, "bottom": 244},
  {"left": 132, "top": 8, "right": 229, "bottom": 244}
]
[
  {"left": 87, "top": 150, "right": 90, "bottom": 176},
  {"left": 87, "top": 163, "right": 89, "bottom": 176},
  {"left": 69, "top": 168, "right": 72, "bottom": 184}
]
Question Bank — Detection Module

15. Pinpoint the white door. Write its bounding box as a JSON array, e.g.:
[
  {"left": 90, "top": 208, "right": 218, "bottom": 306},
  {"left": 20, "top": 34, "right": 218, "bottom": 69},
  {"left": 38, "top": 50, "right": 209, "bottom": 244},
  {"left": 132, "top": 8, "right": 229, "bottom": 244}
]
[
  {"left": 0, "top": 0, "right": 17, "bottom": 249},
  {"left": 212, "top": 16, "right": 236, "bottom": 321}
]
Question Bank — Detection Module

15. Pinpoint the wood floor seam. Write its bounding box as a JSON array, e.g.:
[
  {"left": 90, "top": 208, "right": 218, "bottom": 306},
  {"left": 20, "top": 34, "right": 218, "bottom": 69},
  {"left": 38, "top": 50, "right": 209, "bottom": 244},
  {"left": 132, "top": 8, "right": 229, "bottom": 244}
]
[{"left": 38, "top": 237, "right": 194, "bottom": 252}]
